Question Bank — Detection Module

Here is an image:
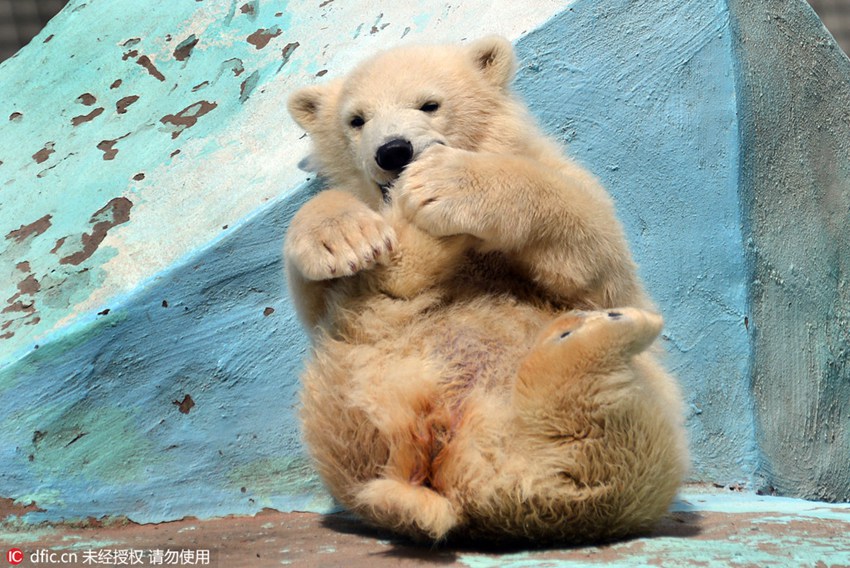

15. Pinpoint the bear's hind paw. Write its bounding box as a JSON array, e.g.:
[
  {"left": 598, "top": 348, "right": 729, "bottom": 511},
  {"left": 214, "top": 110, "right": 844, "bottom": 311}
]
[{"left": 354, "top": 478, "right": 458, "bottom": 541}]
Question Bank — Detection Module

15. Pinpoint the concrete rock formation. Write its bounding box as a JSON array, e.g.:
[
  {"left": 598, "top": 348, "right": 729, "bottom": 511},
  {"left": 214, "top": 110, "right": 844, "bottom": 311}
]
[{"left": 0, "top": 0, "right": 847, "bottom": 523}]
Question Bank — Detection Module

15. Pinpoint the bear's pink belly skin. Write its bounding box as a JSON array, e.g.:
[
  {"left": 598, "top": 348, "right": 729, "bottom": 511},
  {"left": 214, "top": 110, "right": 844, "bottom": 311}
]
[{"left": 377, "top": 297, "right": 555, "bottom": 397}]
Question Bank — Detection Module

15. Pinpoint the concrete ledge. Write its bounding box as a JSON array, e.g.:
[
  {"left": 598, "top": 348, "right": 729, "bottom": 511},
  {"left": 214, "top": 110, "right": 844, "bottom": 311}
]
[{"left": 2, "top": 487, "right": 849, "bottom": 567}]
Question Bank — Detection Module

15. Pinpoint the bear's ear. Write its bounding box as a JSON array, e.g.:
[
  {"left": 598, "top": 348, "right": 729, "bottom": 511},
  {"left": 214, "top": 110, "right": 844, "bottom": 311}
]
[
  {"left": 466, "top": 35, "right": 516, "bottom": 89},
  {"left": 287, "top": 82, "right": 338, "bottom": 132}
]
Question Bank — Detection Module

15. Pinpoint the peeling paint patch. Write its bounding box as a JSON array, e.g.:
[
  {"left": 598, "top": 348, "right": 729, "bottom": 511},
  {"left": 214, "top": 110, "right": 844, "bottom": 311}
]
[
  {"left": 3, "top": 274, "right": 40, "bottom": 315},
  {"left": 370, "top": 13, "right": 389, "bottom": 35},
  {"left": 239, "top": 70, "right": 260, "bottom": 103},
  {"left": 32, "top": 142, "right": 55, "bottom": 164},
  {"left": 49, "top": 237, "right": 66, "bottom": 255},
  {"left": 173, "top": 35, "right": 199, "bottom": 61},
  {"left": 0, "top": 497, "right": 44, "bottom": 520},
  {"left": 2, "top": 261, "right": 43, "bottom": 340},
  {"left": 246, "top": 26, "right": 282, "bottom": 49},
  {"left": 96, "top": 139, "right": 119, "bottom": 160},
  {"left": 6, "top": 215, "right": 52, "bottom": 243},
  {"left": 116, "top": 95, "right": 140, "bottom": 114},
  {"left": 18, "top": 275, "right": 40, "bottom": 296},
  {"left": 76, "top": 93, "right": 97, "bottom": 106},
  {"left": 135, "top": 55, "right": 165, "bottom": 81},
  {"left": 240, "top": 1, "right": 258, "bottom": 18},
  {"left": 221, "top": 58, "right": 245, "bottom": 77},
  {"left": 59, "top": 198, "right": 133, "bottom": 266},
  {"left": 278, "top": 41, "right": 300, "bottom": 72},
  {"left": 71, "top": 107, "right": 105, "bottom": 126},
  {"left": 173, "top": 394, "right": 195, "bottom": 414},
  {"left": 160, "top": 101, "right": 218, "bottom": 139}
]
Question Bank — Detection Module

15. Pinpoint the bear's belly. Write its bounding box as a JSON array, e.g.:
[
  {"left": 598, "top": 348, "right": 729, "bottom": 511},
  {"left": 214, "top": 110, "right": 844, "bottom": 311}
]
[
  {"left": 355, "top": 295, "right": 555, "bottom": 398},
  {"left": 304, "top": 294, "right": 558, "bottom": 501}
]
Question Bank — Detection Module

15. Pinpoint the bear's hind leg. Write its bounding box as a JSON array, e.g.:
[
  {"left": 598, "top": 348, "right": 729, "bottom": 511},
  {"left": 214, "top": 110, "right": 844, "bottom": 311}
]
[
  {"left": 549, "top": 308, "right": 662, "bottom": 358},
  {"left": 513, "top": 308, "right": 663, "bottom": 413}
]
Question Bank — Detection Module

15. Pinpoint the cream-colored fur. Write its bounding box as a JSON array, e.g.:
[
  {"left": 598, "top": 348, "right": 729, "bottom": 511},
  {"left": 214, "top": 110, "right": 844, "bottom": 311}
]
[{"left": 286, "top": 37, "right": 688, "bottom": 543}]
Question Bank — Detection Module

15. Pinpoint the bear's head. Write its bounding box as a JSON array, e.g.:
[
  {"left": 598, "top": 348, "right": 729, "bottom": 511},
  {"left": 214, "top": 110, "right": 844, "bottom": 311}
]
[{"left": 288, "top": 36, "right": 520, "bottom": 208}]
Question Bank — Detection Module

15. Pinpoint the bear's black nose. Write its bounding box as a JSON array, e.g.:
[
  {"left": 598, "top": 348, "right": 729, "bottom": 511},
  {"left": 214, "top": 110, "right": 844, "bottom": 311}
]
[{"left": 375, "top": 139, "right": 414, "bottom": 171}]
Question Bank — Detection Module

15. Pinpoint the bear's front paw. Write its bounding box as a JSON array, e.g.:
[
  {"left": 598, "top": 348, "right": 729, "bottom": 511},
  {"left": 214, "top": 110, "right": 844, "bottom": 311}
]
[
  {"left": 395, "top": 145, "right": 484, "bottom": 239},
  {"left": 286, "top": 204, "right": 397, "bottom": 281}
]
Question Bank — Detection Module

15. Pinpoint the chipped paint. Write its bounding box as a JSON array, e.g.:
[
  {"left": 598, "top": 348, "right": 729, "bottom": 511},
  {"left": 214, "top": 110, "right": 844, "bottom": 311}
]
[
  {"left": 0, "top": 0, "right": 568, "bottom": 367},
  {"left": 115, "top": 95, "right": 139, "bottom": 114},
  {"left": 246, "top": 26, "right": 282, "bottom": 50},
  {"left": 6, "top": 215, "right": 52, "bottom": 243},
  {"left": 76, "top": 93, "right": 97, "bottom": 106},
  {"left": 173, "top": 35, "right": 199, "bottom": 61},
  {"left": 58, "top": 198, "right": 133, "bottom": 266},
  {"left": 159, "top": 100, "right": 218, "bottom": 139},
  {"left": 172, "top": 394, "right": 195, "bottom": 414},
  {"left": 135, "top": 55, "right": 166, "bottom": 81},
  {"left": 71, "top": 107, "right": 104, "bottom": 126},
  {"left": 31, "top": 142, "right": 55, "bottom": 164}
]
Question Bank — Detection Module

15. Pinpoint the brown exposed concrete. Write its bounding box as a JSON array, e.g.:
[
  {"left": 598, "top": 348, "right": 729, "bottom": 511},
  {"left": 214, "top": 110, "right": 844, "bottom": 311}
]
[{"left": 2, "top": 488, "right": 849, "bottom": 568}]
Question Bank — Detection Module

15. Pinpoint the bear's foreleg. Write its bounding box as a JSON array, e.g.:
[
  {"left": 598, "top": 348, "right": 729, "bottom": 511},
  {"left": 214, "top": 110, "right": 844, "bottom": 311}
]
[
  {"left": 284, "top": 189, "right": 398, "bottom": 327},
  {"left": 395, "top": 145, "right": 648, "bottom": 308}
]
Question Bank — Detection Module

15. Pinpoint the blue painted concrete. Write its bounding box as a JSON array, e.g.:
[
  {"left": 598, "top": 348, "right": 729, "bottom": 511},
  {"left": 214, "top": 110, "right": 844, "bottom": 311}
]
[
  {"left": 0, "top": 0, "right": 303, "bottom": 362},
  {"left": 730, "top": 0, "right": 850, "bottom": 501},
  {"left": 0, "top": 0, "right": 848, "bottom": 524},
  {"left": 1, "top": 182, "right": 326, "bottom": 523}
]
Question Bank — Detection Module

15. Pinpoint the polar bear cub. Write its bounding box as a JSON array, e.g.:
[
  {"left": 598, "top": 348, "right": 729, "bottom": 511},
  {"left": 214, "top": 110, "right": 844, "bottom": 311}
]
[{"left": 285, "top": 36, "right": 688, "bottom": 542}]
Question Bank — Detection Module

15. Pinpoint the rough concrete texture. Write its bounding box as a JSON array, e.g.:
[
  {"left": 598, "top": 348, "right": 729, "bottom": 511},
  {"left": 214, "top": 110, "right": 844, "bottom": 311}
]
[
  {"left": 1, "top": 488, "right": 850, "bottom": 567},
  {"left": 730, "top": 0, "right": 850, "bottom": 502},
  {"left": 1, "top": 0, "right": 849, "bottom": 530}
]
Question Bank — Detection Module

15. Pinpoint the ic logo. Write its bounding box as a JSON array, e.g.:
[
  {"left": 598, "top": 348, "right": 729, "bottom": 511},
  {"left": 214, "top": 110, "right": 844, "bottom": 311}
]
[{"left": 6, "top": 548, "right": 24, "bottom": 565}]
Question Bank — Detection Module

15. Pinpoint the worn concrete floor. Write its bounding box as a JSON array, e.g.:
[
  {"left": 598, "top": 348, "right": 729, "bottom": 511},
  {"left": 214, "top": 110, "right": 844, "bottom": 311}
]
[{"left": 2, "top": 486, "right": 849, "bottom": 567}]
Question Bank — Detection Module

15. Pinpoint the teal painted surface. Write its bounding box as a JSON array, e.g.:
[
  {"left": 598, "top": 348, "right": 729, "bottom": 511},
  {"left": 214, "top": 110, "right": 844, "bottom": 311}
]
[
  {"left": 729, "top": 0, "right": 850, "bottom": 502},
  {"left": 1, "top": 183, "right": 332, "bottom": 522},
  {"left": 0, "top": 0, "right": 849, "bottom": 524},
  {"left": 0, "top": 0, "right": 301, "bottom": 362}
]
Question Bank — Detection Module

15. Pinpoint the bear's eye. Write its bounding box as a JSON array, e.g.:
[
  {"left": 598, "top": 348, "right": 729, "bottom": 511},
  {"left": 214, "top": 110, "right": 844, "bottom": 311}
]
[
  {"left": 419, "top": 101, "right": 440, "bottom": 113},
  {"left": 349, "top": 115, "right": 365, "bottom": 129}
]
